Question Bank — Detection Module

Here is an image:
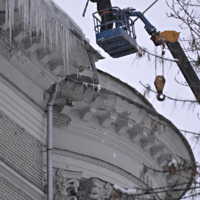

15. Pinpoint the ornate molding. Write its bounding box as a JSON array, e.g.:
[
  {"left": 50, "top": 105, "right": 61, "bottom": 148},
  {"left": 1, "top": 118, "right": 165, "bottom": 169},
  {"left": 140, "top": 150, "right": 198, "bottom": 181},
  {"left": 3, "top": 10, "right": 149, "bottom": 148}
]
[
  {"left": 99, "top": 112, "right": 117, "bottom": 128},
  {"left": 53, "top": 169, "right": 114, "bottom": 200},
  {"left": 77, "top": 178, "right": 113, "bottom": 200},
  {"left": 52, "top": 168, "right": 158, "bottom": 200},
  {"left": 54, "top": 169, "right": 80, "bottom": 200},
  {"left": 80, "top": 106, "right": 97, "bottom": 121}
]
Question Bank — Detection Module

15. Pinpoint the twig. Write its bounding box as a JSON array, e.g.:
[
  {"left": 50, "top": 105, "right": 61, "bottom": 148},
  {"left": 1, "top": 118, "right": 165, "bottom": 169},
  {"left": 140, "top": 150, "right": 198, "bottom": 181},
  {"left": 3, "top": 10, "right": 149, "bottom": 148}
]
[{"left": 140, "top": 81, "right": 198, "bottom": 103}]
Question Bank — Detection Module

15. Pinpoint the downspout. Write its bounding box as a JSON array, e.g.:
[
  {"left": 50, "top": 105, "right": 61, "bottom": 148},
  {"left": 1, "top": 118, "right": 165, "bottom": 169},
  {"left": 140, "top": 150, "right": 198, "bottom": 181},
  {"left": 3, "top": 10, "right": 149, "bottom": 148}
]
[{"left": 46, "top": 76, "right": 65, "bottom": 200}]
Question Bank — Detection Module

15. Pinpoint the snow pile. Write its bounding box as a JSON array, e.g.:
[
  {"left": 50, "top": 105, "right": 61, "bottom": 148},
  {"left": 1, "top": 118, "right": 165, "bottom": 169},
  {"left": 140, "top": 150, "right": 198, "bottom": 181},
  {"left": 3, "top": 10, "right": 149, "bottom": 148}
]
[
  {"left": 113, "top": 185, "right": 137, "bottom": 195},
  {"left": 2, "top": 0, "right": 85, "bottom": 74},
  {"left": 168, "top": 158, "right": 178, "bottom": 169}
]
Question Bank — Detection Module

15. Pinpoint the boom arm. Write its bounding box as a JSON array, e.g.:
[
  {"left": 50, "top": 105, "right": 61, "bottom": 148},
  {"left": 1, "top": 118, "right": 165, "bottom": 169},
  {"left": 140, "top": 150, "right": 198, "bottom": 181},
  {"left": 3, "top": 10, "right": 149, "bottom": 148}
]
[
  {"left": 152, "top": 31, "right": 200, "bottom": 103},
  {"left": 128, "top": 11, "right": 157, "bottom": 35}
]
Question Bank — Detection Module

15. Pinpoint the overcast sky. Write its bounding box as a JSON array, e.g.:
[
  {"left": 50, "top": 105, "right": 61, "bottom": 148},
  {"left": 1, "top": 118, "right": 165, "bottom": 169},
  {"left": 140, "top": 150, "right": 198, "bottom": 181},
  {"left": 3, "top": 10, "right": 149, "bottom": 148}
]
[{"left": 53, "top": 0, "right": 200, "bottom": 162}]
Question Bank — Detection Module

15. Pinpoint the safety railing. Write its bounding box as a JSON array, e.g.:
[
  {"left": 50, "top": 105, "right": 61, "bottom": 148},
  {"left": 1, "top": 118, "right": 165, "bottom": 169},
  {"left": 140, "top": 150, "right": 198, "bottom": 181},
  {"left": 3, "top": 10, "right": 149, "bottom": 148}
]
[{"left": 92, "top": 7, "right": 136, "bottom": 39}]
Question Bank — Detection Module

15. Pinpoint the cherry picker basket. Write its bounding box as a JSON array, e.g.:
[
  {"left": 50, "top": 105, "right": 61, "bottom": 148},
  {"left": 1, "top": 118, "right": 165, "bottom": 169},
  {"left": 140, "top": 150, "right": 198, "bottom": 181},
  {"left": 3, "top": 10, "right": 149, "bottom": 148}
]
[{"left": 93, "top": 7, "right": 138, "bottom": 58}]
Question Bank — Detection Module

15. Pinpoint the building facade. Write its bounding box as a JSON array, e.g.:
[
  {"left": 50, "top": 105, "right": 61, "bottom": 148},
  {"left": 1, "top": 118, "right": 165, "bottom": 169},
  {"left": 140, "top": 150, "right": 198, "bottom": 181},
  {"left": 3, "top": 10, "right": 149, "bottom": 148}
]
[{"left": 0, "top": 0, "right": 195, "bottom": 200}]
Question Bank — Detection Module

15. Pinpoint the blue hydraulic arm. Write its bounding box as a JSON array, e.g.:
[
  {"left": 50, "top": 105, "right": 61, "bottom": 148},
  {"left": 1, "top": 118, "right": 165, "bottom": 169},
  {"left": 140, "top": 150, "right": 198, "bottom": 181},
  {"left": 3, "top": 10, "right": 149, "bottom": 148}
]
[{"left": 127, "top": 11, "right": 157, "bottom": 36}]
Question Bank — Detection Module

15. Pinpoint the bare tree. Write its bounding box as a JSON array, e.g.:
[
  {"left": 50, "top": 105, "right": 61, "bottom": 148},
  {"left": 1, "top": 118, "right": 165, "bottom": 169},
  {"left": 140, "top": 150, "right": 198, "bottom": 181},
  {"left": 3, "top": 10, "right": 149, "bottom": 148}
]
[
  {"left": 166, "top": 0, "right": 200, "bottom": 73},
  {"left": 134, "top": 1, "right": 200, "bottom": 198}
]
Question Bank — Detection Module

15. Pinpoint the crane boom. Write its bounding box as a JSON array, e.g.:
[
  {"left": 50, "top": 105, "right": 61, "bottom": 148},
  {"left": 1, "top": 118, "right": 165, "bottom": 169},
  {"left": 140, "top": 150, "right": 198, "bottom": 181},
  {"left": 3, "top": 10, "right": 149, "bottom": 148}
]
[
  {"left": 167, "top": 41, "right": 200, "bottom": 103},
  {"left": 151, "top": 31, "right": 200, "bottom": 103}
]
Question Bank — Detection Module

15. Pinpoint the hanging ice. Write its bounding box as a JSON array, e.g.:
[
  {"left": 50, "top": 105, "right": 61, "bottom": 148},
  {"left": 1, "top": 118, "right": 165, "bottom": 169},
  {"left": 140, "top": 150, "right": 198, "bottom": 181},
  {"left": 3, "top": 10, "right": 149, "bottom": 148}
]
[
  {"left": 1, "top": 0, "right": 85, "bottom": 75},
  {"left": 168, "top": 158, "right": 178, "bottom": 168},
  {"left": 97, "top": 84, "right": 101, "bottom": 93}
]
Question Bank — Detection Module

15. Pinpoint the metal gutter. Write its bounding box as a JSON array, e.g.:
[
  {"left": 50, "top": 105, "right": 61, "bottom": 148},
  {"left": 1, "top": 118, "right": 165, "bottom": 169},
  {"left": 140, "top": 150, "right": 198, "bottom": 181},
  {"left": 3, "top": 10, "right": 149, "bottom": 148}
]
[{"left": 46, "top": 76, "right": 65, "bottom": 200}]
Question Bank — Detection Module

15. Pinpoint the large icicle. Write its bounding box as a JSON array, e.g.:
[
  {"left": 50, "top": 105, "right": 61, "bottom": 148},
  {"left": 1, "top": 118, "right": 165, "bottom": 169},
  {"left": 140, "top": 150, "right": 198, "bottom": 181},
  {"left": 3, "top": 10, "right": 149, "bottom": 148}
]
[{"left": 3, "top": 0, "right": 85, "bottom": 75}]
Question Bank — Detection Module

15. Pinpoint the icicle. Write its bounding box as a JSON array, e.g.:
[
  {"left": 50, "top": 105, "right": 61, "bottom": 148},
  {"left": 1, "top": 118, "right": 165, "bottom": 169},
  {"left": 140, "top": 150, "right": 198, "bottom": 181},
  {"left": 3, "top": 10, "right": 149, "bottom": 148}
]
[
  {"left": 97, "top": 84, "right": 101, "bottom": 93},
  {"left": 55, "top": 19, "right": 58, "bottom": 54},
  {"left": 92, "top": 84, "right": 95, "bottom": 92},
  {"left": 5, "top": 0, "right": 8, "bottom": 29},
  {"left": 49, "top": 12, "right": 53, "bottom": 52},
  {"left": 83, "top": 82, "right": 88, "bottom": 88},
  {"left": 35, "top": 6, "right": 39, "bottom": 37},
  {"left": 66, "top": 38, "right": 69, "bottom": 74},
  {"left": 43, "top": 17, "right": 46, "bottom": 50},
  {"left": 8, "top": 0, "right": 15, "bottom": 44},
  {"left": 30, "top": 0, "right": 33, "bottom": 43},
  {"left": 4, "top": 0, "right": 81, "bottom": 75},
  {"left": 18, "top": 0, "right": 21, "bottom": 19}
]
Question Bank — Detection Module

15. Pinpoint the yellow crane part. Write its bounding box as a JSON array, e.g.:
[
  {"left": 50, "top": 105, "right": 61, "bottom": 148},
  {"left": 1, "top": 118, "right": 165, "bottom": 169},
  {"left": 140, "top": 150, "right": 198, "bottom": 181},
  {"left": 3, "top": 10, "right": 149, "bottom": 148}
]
[
  {"left": 154, "top": 76, "right": 166, "bottom": 101},
  {"left": 152, "top": 30, "right": 180, "bottom": 46}
]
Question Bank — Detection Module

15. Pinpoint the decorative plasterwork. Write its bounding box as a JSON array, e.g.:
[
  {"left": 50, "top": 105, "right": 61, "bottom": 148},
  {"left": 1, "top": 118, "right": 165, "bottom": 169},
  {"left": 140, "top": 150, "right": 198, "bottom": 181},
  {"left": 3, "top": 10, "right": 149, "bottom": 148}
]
[
  {"left": 99, "top": 112, "right": 118, "bottom": 128},
  {"left": 78, "top": 179, "right": 113, "bottom": 200},
  {"left": 49, "top": 80, "right": 178, "bottom": 184},
  {"left": 53, "top": 168, "right": 155, "bottom": 200},
  {"left": 49, "top": 79, "right": 193, "bottom": 200},
  {"left": 54, "top": 169, "right": 81, "bottom": 200},
  {"left": 80, "top": 106, "right": 97, "bottom": 121}
]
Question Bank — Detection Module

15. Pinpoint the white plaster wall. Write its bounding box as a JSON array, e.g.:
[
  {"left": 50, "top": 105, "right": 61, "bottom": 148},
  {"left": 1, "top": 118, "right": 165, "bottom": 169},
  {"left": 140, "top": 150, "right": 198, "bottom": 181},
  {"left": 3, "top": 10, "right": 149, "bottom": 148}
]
[{"left": 0, "top": 54, "right": 45, "bottom": 105}]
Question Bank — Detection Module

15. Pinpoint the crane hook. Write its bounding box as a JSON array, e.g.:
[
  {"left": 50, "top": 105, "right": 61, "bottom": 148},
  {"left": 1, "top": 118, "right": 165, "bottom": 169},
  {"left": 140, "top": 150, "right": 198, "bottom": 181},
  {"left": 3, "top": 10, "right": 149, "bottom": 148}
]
[
  {"left": 154, "top": 76, "right": 166, "bottom": 101},
  {"left": 157, "top": 93, "right": 165, "bottom": 101}
]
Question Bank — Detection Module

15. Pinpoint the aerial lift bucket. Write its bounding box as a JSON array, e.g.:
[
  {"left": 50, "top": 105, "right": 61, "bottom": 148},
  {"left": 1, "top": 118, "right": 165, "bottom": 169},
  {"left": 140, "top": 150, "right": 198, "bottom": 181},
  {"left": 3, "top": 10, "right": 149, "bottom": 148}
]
[{"left": 93, "top": 7, "right": 138, "bottom": 58}]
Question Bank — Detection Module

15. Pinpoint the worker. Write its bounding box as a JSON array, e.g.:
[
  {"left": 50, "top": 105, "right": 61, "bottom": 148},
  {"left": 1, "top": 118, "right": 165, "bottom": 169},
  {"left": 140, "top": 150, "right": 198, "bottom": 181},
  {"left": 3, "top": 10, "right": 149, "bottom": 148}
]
[{"left": 90, "top": 0, "right": 113, "bottom": 32}]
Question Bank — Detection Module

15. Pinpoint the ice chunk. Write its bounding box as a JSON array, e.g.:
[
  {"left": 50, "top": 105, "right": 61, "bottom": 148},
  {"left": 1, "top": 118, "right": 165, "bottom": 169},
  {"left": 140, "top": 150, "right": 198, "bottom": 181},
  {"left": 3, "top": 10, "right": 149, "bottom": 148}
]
[
  {"left": 113, "top": 185, "right": 136, "bottom": 195},
  {"left": 168, "top": 158, "right": 178, "bottom": 168}
]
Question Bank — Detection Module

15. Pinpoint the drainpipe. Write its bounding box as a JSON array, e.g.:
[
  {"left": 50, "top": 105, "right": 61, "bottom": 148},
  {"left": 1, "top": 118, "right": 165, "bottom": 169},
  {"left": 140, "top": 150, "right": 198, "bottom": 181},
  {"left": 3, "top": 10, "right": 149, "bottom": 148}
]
[{"left": 47, "top": 76, "right": 65, "bottom": 200}]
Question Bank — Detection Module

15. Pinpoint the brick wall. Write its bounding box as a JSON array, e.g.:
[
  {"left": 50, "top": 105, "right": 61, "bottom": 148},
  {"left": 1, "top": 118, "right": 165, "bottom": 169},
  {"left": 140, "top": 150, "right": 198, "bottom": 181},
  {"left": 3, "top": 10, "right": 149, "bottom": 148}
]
[
  {"left": 0, "top": 176, "right": 34, "bottom": 200},
  {"left": 0, "top": 110, "right": 44, "bottom": 187}
]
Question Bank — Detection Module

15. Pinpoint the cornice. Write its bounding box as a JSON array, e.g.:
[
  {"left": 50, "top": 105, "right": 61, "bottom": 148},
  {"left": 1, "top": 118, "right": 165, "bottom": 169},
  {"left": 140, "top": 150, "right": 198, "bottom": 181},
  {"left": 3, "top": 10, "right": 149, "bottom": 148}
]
[
  {"left": 50, "top": 79, "right": 195, "bottom": 200},
  {"left": 54, "top": 79, "right": 195, "bottom": 168}
]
